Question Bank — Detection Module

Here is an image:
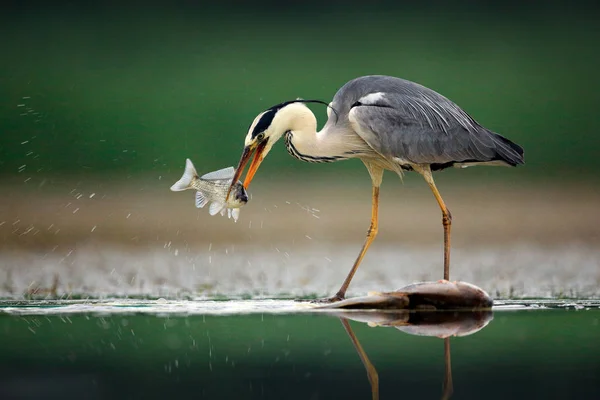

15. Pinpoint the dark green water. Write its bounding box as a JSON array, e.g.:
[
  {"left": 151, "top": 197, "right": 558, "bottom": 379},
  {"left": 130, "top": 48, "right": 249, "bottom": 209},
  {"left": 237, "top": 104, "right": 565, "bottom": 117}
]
[{"left": 1, "top": 305, "right": 599, "bottom": 399}]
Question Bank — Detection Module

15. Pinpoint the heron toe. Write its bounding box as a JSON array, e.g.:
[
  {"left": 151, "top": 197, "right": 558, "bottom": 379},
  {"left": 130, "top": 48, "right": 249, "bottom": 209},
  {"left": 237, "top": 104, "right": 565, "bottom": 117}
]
[{"left": 310, "top": 294, "right": 345, "bottom": 304}]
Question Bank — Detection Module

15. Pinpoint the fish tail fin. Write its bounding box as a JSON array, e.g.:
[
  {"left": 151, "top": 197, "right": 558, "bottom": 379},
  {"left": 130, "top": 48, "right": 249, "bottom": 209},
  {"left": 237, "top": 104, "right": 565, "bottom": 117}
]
[{"left": 170, "top": 159, "right": 198, "bottom": 191}]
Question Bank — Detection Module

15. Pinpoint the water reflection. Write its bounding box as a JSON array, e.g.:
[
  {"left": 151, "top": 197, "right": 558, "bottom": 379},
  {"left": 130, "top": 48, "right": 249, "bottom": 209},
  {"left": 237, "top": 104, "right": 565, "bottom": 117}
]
[{"left": 337, "top": 310, "right": 494, "bottom": 400}]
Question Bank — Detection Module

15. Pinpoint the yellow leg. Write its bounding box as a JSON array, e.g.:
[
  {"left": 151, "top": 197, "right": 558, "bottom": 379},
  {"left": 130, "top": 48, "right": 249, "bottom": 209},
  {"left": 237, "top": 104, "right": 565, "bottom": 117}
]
[
  {"left": 442, "top": 338, "right": 454, "bottom": 400},
  {"left": 421, "top": 168, "right": 452, "bottom": 281},
  {"left": 340, "top": 318, "right": 379, "bottom": 400},
  {"left": 331, "top": 185, "right": 379, "bottom": 300}
]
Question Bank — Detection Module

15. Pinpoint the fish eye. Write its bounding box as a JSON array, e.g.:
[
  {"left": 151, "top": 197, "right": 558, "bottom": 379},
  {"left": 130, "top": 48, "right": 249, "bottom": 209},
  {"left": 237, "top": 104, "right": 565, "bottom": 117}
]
[{"left": 256, "top": 132, "right": 265, "bottom": 142}]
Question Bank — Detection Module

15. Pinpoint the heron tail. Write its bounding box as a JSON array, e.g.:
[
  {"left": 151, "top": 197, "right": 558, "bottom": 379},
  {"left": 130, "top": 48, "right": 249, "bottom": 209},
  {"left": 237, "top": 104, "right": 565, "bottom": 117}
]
[{"left": 490, "top": 132, "right": 525, "bottom": 167}]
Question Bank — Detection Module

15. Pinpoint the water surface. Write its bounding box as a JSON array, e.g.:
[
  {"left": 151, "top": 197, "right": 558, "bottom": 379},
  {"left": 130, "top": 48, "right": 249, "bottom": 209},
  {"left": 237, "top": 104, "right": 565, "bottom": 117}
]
[{"left": 1, "top": 300, "right": 599, "bottom": 399}]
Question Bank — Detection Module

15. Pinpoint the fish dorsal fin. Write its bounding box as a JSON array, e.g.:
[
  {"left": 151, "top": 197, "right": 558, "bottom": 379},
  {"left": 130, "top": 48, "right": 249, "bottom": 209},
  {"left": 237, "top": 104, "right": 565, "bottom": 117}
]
[
  {"left": 208, "top": 202, "right": 224, "bottom": 216},
  {"left": 200, "top": 166, "right": 235, "bottom": 181},
  {"left": 231, "top": 208, "right": 240, "bottom": 222},
  {"left": 195, "top": 191, "right": 208, "bottom": 208},
  {"left": 170, "top": 159, "right": 198, "bottom": 191}
]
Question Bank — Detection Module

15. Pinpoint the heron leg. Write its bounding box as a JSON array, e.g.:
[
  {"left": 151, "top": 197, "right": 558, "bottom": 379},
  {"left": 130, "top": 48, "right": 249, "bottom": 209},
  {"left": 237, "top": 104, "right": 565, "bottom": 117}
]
[
  {"left": 333, "top": 185, "right": 380, "bottom": 300},
  {"left": 311, "top": 163, "right": 382, "bottom": 304},
  {"left": 420, "top": 167, "right": 452, "bottom": 281}
]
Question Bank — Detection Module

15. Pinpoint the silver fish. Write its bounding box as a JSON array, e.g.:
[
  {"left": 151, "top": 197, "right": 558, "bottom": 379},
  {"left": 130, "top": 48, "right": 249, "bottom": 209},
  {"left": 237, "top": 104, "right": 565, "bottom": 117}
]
[{"left": 170, "top": 159, "right": 248, "bottom": 222}]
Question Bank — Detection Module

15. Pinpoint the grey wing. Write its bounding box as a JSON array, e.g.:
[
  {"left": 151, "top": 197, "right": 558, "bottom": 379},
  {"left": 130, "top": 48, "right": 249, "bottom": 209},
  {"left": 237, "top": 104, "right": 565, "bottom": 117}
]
[{"left": 348, "top": 92, "right": 524, "bottom": 167}]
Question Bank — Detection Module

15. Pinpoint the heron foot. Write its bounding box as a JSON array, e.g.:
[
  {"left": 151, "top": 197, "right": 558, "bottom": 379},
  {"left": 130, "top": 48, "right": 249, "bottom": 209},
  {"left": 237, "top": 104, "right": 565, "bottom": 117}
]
[{"left": 310, "top": 294, "right": 345, "bottom": 304}]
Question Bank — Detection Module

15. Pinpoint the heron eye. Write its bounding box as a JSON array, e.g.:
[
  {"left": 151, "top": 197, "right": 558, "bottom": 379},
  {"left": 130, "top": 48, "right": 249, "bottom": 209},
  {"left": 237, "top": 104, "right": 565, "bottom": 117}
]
[{"left": 256, "top": 132, "right": 265, "bottom": 142}]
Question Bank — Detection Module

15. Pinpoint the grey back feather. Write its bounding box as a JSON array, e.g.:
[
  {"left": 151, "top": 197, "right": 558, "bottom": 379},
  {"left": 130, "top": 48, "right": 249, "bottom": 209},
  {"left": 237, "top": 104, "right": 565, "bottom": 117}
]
[{"left": 324, "top": 75, "right": 524, "bottom": 167}]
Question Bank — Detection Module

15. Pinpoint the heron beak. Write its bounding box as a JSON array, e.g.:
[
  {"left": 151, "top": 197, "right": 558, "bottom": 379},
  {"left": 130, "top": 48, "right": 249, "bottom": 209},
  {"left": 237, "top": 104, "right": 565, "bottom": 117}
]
[
  {"left": 226, "top": 140, "right": 267, "bottom": 200},
  {"left": 244, "top": 140, "right": 267, "bottom": 188}
]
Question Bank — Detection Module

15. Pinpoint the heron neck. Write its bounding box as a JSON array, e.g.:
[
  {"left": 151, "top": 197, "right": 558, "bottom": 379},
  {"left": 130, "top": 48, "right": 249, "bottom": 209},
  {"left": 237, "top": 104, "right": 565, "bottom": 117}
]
[
  {"left": 275, "top": 103, "right": 352, "bottom": 162},
  {"left": 285, "top": 125, "right": 352, "bottom": 162}
]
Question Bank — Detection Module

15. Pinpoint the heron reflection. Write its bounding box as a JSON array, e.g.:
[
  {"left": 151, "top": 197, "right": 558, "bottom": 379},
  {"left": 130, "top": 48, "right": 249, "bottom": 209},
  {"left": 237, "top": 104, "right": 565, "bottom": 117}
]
[{"left": 337, "top": 310, "right": 493, "bottom": 400}]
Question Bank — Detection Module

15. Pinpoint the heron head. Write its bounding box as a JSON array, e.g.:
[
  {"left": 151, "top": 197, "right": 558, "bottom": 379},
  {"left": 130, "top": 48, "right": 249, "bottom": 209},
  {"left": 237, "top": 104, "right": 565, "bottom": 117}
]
[{"left": 226, "top": 99, "right": 335, "bottom": 200}]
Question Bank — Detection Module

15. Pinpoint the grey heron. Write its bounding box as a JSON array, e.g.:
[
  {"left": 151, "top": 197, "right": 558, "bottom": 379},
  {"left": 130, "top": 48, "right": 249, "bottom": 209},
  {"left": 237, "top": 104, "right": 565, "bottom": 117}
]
[{"left": 227, "top": 75, "right": 524, "bottom": 302}]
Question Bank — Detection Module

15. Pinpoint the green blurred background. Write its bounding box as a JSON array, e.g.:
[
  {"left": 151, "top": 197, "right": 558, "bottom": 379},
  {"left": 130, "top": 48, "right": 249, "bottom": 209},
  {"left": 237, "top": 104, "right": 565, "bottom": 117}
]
[
  {"left": 1, "top": 1, "right": 599, "bottom": 184},
  {"left": 1, "top": 1, "right": 600, "bottom": 300}
]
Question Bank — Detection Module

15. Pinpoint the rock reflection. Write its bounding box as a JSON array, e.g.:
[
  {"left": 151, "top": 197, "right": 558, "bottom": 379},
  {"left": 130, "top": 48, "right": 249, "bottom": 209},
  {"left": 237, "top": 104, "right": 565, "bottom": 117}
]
[{"left": 338, "top": 310, "right": 493, "bottom": 400}]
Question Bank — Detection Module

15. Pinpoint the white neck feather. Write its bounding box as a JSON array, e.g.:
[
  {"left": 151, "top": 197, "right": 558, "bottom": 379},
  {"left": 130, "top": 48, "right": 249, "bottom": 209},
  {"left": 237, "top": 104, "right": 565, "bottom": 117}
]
[{"left": 271, "top": 103, "right": 351, "bottom": 161}]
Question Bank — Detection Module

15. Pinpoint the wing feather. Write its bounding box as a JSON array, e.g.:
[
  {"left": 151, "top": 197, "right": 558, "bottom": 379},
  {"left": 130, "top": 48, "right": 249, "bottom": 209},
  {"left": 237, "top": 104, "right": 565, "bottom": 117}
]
[{"left": 349, "top": 92, "right": 523, "bottom": 166}]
